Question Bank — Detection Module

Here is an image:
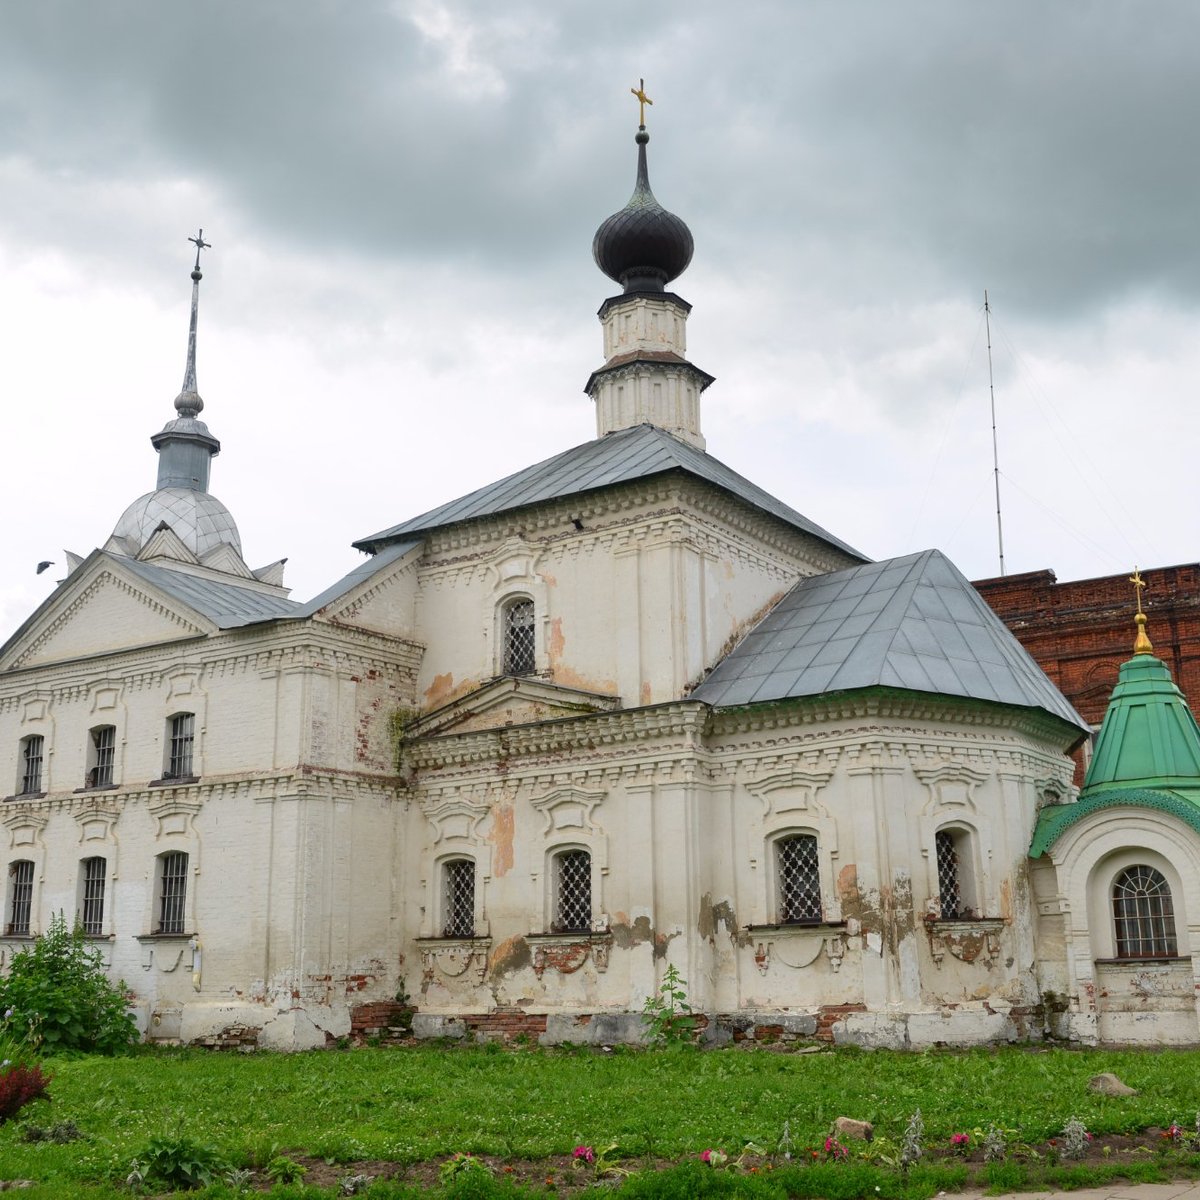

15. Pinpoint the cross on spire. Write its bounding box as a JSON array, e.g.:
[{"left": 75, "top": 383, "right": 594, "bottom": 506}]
[
  {"left": 630, "top": 78, "right": 652, "bottom": 127},
  {"left": 1130, "top": 566, "right": 1154, "bottom": 655},
  {"left": 188, "top": 228, "right": 211, "bottom": 274},
  {"left": 1130, "top": 566, "right": 1147, "bottom": 615}
]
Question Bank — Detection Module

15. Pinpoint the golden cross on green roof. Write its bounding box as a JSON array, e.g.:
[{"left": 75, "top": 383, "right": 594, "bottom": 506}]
[{"left": 1130, "top": 566, "right": 1154, "bottom": 655}]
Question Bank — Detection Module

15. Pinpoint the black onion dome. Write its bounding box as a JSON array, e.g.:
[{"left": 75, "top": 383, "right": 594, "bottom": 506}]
[{"left": 592, "top": 129, "right": 693, "bottom": 293}]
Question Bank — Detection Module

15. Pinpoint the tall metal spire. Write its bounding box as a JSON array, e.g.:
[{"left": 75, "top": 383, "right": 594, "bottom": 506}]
[
  {"left": 150, "top": 231, "right": 221, "bottom": 491},
  {"left": 176, "top": 229, "right": 211, "bottom": 416}
]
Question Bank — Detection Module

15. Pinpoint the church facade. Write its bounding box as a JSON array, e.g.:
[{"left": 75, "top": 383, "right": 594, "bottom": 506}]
[{"left": 2, "top": 117, "right": 1198, "bottom": 1050}]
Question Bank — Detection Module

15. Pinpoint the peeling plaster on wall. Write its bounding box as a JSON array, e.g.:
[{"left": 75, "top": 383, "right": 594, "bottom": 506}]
[
  {"left": 837, "top": 862, "right": 859, "bottom": 906},
  {"left": 548, "top": 617, "right": 566, "bottom": 663},
  {"left": 488, "top": 802, "right": 514, "bottom": 877},
  {"left": 489, "top": 934, "right": 532, "bottom": 978},
  {"left": 610, "top": 915, "right": 653, "bottom": 949},
  {"left": 697, "top": 892, "right": 737, "bottom": 942}
]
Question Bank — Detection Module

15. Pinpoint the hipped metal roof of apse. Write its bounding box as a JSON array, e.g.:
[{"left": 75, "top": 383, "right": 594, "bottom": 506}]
[
  {"left": 353, "top": 423, "right": 867, "bottom": 560},
  {"left": 692, "top": 548, "right": 1090, "bottom": 732}
]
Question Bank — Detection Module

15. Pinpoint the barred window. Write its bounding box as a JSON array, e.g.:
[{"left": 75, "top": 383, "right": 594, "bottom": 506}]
[
  {"left": 167, "top": 714, "right": 194, "bottom": 779},
  {"left": 19, "top": 736, "right": 44, "bottom": 795},
  {"left": 157, "top": 851, "right": 188, "bottom": 935},
  {"left": 935, "top": 829, "right": 963, "bottom": 919},
  {"left": 80, "top": 857, "right": 106, "bottom": 936},
  {"left": 552, "top": 850, "right": 591, "bottom": 934},
  {"left": 89, "top": 726, "right": 116, "bottom": 788},
  {"left": 7, "top": 860, "right": 33, "bottom": 936},
  {"left": 1113, "top": 865, "right": 1177, "bottom": 959},
  {"left": 442, "top": 859, "right": 476, "bottom": 939},
  {"left": 502, "top": 599, "right": 536, "bottom": 676},
  {"left": 777, "top": 834, "right": 822, "bottom": 924}
]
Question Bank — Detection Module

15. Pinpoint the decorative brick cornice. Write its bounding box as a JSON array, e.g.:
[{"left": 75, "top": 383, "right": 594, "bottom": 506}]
[{"left": 402, "top": 701, "right": 709, "bottom": 772}]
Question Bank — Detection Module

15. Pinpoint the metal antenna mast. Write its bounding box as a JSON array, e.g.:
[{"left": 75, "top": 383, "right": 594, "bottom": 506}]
[{"left": 985, "top": 290, "right": 1006, "bottom": 576}]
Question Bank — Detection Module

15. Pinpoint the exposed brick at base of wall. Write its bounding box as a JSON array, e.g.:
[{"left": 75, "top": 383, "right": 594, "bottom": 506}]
[
  {"left": 463, "top": 1008, "right": 549, "bottom": 1039},
  {"left": 350, "top": 1001, "right": 414, "bottom": 1042},
  {"left": 383, "top": 1004, "right": 872, "bottom": 1046},
  {"left": 815, "top": 1003, "right": 868, "bottom": 1041}
]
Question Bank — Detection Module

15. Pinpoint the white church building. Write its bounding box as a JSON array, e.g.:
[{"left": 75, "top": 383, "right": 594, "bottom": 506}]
[{"left": 3, "top": 113, "right": 1199, "bottom": 1050}]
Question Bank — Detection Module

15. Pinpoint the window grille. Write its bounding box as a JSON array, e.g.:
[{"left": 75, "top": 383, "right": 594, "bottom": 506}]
[
  {"left": 8, "top": 860, "right": 33, "bottom": 936},
  {"left": 1113, "top": 865, "right": 1177, "bottom": 958},
  {"left": 777, "top": 834, "right": 822, "bottom": 923},
  {"left": 167, "top": 714, "right": 194, "bottom": 778},
  {"left": 81, "top": 857, "right": 106, "bottom": 936},
  {"left": 553, "top": 850, "right": 591, "bottom": 934},
  {"left": 935, "top": 829, "right": 962, "bottom": 919},
  {"left": 442, "top": 859, "right": 475, "bottom": 938},
  {"left": 20, "top": 736, "right": 43, "bottom": 795},
  {"left": 157, "top": 851, "right": 188, "bottom": 935},
  {"left": 91, "top": 726, "right": 115, "bottom": 788},
  {"left": 503, "top": 599, "right": 536, "bottom": 676}
]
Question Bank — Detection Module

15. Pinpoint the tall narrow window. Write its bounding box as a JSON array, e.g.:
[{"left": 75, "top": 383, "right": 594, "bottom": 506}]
[
  {"left": 89, "top": 726, "right": 116, "bottom": 788},
  {"left": 157, "top": 851, "right": 188, "bottom": 935},
  {"left": 80, "top": 857, "right": 106, "bottom": 936},
  {"left": 777, "top": 834, "right": 822, "bottom": 924},
  {"left": 167, "top": 714, "right": 194, "bottom": 778},
  {"left": 935, "top": 829, "right": 962, "bottom": 919},
  {"left": 553, "top": 849, "right": 591, "bottom": 934},
  {"left": 7, "top": 860, "right": 33, "bottom": 936},
  {"left": 1113, "top": 865, "right": 1177, "bottom": 958},
  {"left": 19, "top": 736, "right": 44, "bottom": 795},
  {"left": 502, "top": 599, "right": 536, "bottom": 676},
  {"left": 442, "top": 859, "right": 476, "bottom": 938}
]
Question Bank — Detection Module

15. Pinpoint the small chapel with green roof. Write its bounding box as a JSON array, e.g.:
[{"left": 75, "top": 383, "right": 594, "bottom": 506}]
[{"left": 1030, "top": 578, "right": 1200, "bottom": 1043}]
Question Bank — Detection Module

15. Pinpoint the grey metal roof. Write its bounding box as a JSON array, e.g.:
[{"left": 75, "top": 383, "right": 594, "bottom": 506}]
[
  {"left": 295, "top": 538, "right": 422, "bottom": 616},
  {"left": 353, "top": 423, "right": 866, "bottom": 560},
  {"left": 692, "top": 549, "right": 1089, "bottom": 732},
  {"left": 122, "top": 538, "right": 424, "bottom": 629},
  {"left": 121, "top": 558, "right": 303, "bottom": 629}
]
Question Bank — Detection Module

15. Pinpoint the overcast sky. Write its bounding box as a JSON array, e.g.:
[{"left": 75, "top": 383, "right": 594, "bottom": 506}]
[{"left": 2, "top": 2, "right": 1197, "bottom": 639}]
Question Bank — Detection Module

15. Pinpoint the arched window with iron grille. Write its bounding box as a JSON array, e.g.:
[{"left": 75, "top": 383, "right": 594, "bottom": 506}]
[
  {"left": 776, "top": 834, "right": 821, "bottom": 924},
  {"left": 1112, "top": 864, "right": 1177, "bottom": 959},
  {"left": 502, "top": 598, "right": 536, "bottom": 676}
]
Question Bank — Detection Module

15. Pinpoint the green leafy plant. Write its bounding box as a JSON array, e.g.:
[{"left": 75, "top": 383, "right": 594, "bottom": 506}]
[
  {"left": 265, "top": 1152, "right": 307, "bottom": 1183},
  {"left": 641, "top": 963, "right": 696, "bottom": 1046},
  {"left": 134, "top": 1132, "right": 229, "bottom": 1190},
  {"left": 439, "top": 1152, "right": 492, "bottom": 1183},
  {"left": 0, "top": 913, "right": 136, "bottom": 1054}
]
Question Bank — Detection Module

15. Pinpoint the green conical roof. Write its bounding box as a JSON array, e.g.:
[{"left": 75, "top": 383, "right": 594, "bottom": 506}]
[
  {"left": 1083, "top": 653, "right": 1200, "bottom": 792},
  {"left": 1031, "top": 647, "right": 1200, "bottom": 857}
]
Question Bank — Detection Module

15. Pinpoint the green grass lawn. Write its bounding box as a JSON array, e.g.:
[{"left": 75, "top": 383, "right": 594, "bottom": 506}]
[{"left": 2, "top": 1042, "right": 1199, "bottom": 1197}]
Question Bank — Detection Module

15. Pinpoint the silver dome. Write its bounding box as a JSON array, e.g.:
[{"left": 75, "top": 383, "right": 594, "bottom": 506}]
[{"left": 113, "top": 488, "right": 243, "bottom": 558}]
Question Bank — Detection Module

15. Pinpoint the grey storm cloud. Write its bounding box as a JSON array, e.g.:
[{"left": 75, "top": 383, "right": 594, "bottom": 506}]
[{"left": 2, "top": 1, "right": 1198, "bottom": 318}]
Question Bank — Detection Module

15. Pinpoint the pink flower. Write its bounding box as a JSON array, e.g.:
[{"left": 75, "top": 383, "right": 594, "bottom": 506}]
[
  {"left": 572, "top": 1145, "right": 595, "bottom": 1164},
  {"left": 951, "top": 1132, "right": 970, "bottom": 1147},
  {"left": 700, "top": 1149, "right": 727, "bottom": 1167}
]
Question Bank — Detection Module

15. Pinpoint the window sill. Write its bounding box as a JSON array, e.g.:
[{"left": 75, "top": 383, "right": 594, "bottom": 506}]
[
  {"left": 3, "top": 792, "right": 46, "bottom": 802},
  {"left": 747, "top": 921, "right": 847, "bottom": 935},
  {"left": 925, "top": 916, "right": 1006, "bottom": 932},
  {"left": 1095, "top": 955, "right": 1191, "bottom": 966},
  {"left": 0, "top": 934, "right": 35, "bottom": 942},
  {"left": 136, "top": 932, "right": 195, "bottom": 941},
  {"left": 148, "top": 777, "right": 200, "bottom": 788},
  {"left": 527, "top": 930, "right": 611, "bottom": 943},
  {"left": 73, "top": 784, "right": 119, "bottom": 795},
  {"left": 416, "top": 935, "right": 492, "bottom": 948}
]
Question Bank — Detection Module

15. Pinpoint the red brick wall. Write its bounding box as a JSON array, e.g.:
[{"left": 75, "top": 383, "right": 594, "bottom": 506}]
[{"left": 974, "top": 563, "right": 1200, "bottom": 781}]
